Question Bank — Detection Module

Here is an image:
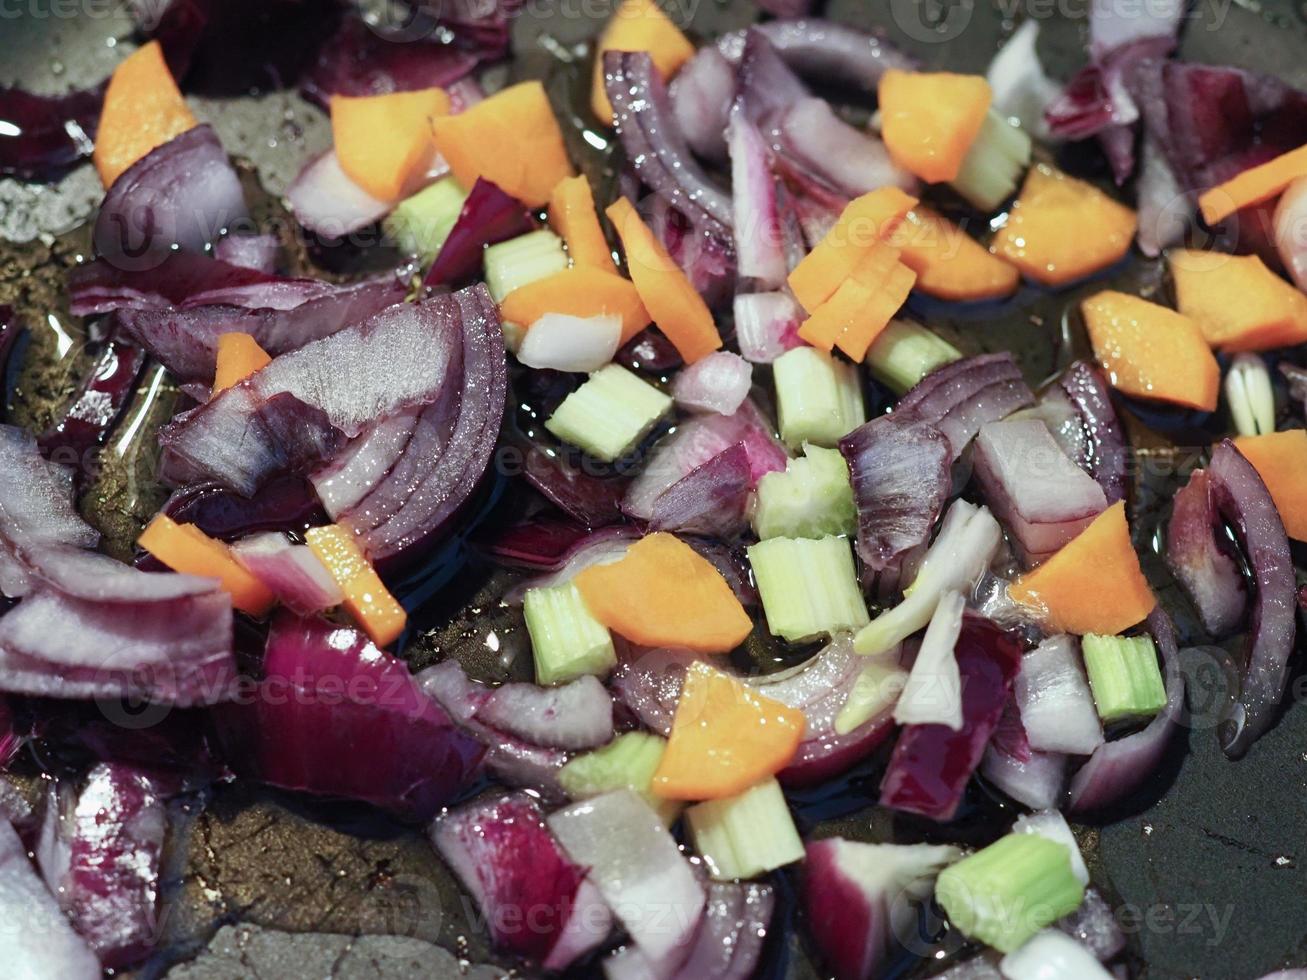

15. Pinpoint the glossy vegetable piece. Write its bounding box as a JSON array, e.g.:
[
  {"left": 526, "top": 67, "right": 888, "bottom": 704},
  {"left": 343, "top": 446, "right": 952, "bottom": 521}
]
[
  {"left": 304, "top": 525, "right": 406, "bottom": 646},
  {"left": 878, "top": 70, "right": 992, "bottom": 183},
  {"left": 1198, "top": 143, "right": 1307, "bottom": 225},
  {"left": 1233, "top": 429, "right": 1307, "bottom": 541},
  {"left": 1009, "top": 501, "right": 1156, "bottom": 635},
  {"left": 796, "top": 245, "right": 900, "bottom": 348},
  {"left": 991, "top": 164, "right": 1137, "bottom": 286},
  {"left": 888, "top": 207, "right": 1020, "bottom": 301},
  {"left": 591, "top": 0, "right": 695, "bottom": 124},
  {"left": 138, "top": 514, "right": 275, "bottom": 616},
  {"left": 653, "top": 662, "right": 805, "bottom": 800},
  {"left": 499, "top": 266, "right": 650, "bottom": 342},
  {"left": 548, "top": 175, "right": 618, "bottom": 274},
  {"left": 1080, "top": 290, "right": 1219, "bottom": 411},
  {"left": 431, "top": 80, "right": 575, "bottom": 207},
  {"left": 211, "top": 333, "right": 271, "bottom": 394},
  {"left": 606, "top": 196, "right": 723, "bottom": 363},
  {"left": 93, "top": 40, "right": 196, "bottom": 186},
  {"left": 330, "top": 87, "right": 451, "bottom": 201},
  {"left": 573, "top": 532, "right": 752, "bottom": 652},
  {"left": 1170, "top": 250, "right": 1307, "bottom": 351}
]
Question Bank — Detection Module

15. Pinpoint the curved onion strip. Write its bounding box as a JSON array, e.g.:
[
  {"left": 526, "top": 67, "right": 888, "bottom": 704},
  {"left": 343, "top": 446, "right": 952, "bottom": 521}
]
[
  {"left": 1165, "top": 469, "right": 1246, "bottom": 636},
  {"left": 719, "top": 20, "right": 916, "bottom": 94}
]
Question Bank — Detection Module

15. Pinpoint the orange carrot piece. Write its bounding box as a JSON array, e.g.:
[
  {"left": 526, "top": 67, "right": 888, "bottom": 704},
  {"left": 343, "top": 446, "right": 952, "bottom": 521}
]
[
  {"left": 499, "top": 266, "right": 651, "bottom": 343},
  {"left": 591, "top": 0, "right": 695, "bottom": 125},
  {"left": 1233, "top": 430, "right": 1307, "bottom": 541},
  {"left": 605, "top": 197, "right": 722, "bottom": 363},
  {"left": 1198, "top": 144, "right": 1307, "bottom": 225},
  {"left": 787, "top": 188, "right": 916, "bottom": 312},
  {"left": 837, "top": 261, "right": 917, "bottom": 362},
  {"left": 139, "top": 515, "right": 275, "bottom": 616},
  {"left": 1009, "top": 501, "right": 1155, "bottom": 635},
  {"left": 651, "top": 661, "right": 805, "bottom": 800},
  {"left": 548, "top": 175, "right": 618, "bottom": 274},
  {"left": 431, "top": 81, "right": 574, "bottom": 208},
  {"left": 1170, "top": 249, "right": 1307, "bottom": 351},
  {"left": 889, "top": 207, "right": 1020, "bottom": 302},
  {"left": 212, "top": 333, "right": 272, "bottom": 394},
  {"left": 798, "top": 276, "right": 874, "bottom": 352},
  {"left": 878, "top": 70, "right": 992, "bottom": 183},
  {"left": 990, "top": 164, "right": 1137, "bottom": 287},
  {"left": 93, "top": 41, "right": 197, "bottom": 187},
  {"left": 574, "top": 532, "right": 752, "bottom": 653},
  {"left": 331, "top": 87, "right": 451, "bottom": 203},
  {"left": 305, "top": 525, "right": 406, "bottom": 647},
  {"left": 1080, "top": 291, "right": 1220, "bottom": 411}
]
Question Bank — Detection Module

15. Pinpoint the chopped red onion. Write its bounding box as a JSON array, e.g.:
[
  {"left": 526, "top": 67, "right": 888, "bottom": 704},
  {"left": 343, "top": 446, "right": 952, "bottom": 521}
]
[
  {"left": 609, "top": 644, "right": 703, "bottom": 737},
  {"left": 425, "top": 178, "right": 534, "bottom": 287},
  {"left": 1000, "top": 929, "right": 1114, "bottom": 980},
  {"left": 1057, "top": 888, "right": 1125, "bottom": 961},
  {"left": 474, "top": 675, "right": 614, "bottom": 751},
  {"left": 0, "top": 818, "right": 99, "bottom": 977},
  {"left": 1274, "top": 176, "right": 1307, "bottom": 290},
  {"left": 492, "top": 525, "right": 637, "bottom": 594},
  {"left": 287, "top": 149, "right": 392, "bottom": 239},
  {"left": 727, "top": 108, "right": 787, "bottom": 288},
  {"left": 69, "top": 253, "right": 289, "bottom": 317},
  {"left": 161, "top": 476, "right": 327, "bottom": 542},
  {"left": 431, "top": 792, "right": 612, "bottom": 969},
  {"left": 517, "top": 443, "right": 628, "bottom": 529},
  {"left": 672, "top": 881, "right": 774, "bottom": 980},
  {"left": 669, "top": 47, "right": 734, "bottom": 163},
  {"left": 230, "top": 532, "right": 342, "bottom": 615},
  {"left": 987, "top": 20, "right": 1060, "bottom": 140},
  {"left": 1166, "top": 469, "right": 1246, "bottom": 637},
  {"left": 0, "top": 82, "right": 101, "bottom": 181},
  {"left": 733, "top": 292, "right": 803, "bottom": 364},
  {"left": 982, "top": 715, "right": 1068, "bottom": 811},
  {"left": 640, "top": 197, "right": 737, "bottom": 310},
  {"left": 516, "top": 313, "right": 622, "bottom": 373},
  {"left": 648, "top": 442, "right": 753, "bottom": 538},
  {"left": 213, "top": 231, "right": 279, "bottom": 273},
  {"left": 1015, "top": 635, "right": 1104, "bottom": 756},
  {"left": 671, "top": 351, "right": 753, "bottom": 416},
  {"left": 1040, "top": 361, "right": 1128, "bottom": 504},
  {"left": 897, "top": 352, "right": 1035, "bottom": 460},
  {"left": 548, "top": 790, "right": 705, "bottom": 978},
  {"left": 770, "top": 97, "right": 914, "bottom": 197},
  {"left": 720, "top": 20, "right": 916, "bottom": 95},
  {"left": 618, "top": 327, "right": 684, "bottom": 375},
  {"left": 894, "top": 589, "right": 965, "bottom": 730}
]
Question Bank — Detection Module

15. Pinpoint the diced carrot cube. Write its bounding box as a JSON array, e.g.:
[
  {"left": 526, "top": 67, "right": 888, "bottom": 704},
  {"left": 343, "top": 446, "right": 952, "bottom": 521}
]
[
  {"left": 93, "top": 41, "right": 197, "bottom": 187},
  {"left": 212, "top": 333, "right": 272, "bottom": 394},
  {"left": 305, "top": 525, "right": 406, "bottom": 647},
  {"left": 139, "top": 515, "right": 275, "bottom": 616},
  {"left": 591, "top": 0, "right": 695, "bottom": 124},
  {"left": 548, "top": 175, "right": 618, "bottom": 274},
  {"left": 878, "top": 70, "right": 992, "bottom": 183},
  {"left": 889, "top": 207, "right": 1020, "bottom": 302},
  {"left": 499, "top": 266, "right": 651, "bottom": 343},
  {"left": 1170, "top": 249, "right": 1307, "bottom": 352},
  {"left": 1232, "top": 430, "right": 1307, "bottom": 541},
  {"left": 1199, "top": 144, "right": 1307, "bottom": 225},
  {"left": 331, "top": 87, "right": 451, "bottom": 202}
]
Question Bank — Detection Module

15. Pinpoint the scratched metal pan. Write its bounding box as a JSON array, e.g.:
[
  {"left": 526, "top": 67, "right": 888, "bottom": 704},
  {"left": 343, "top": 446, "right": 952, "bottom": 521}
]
[{"left": 3, "top": 1, "right": 1307, "bottom": 977}]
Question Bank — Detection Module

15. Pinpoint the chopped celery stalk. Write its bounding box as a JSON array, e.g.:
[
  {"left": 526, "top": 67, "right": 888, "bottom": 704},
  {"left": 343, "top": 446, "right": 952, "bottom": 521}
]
[
  {"left": 853, "top": 500, "right": 1001, "bottom": 656},
  {"left": 892, "top": 588, "right": 965, "bottom": 730},
  {"left": 684, "top": 778, "right": 805, "bottom": 880},
  {"left": 545, "top": 364, "right": 672, "bottom": 462},
  {"left": 1012, "top": 810, "right": 1089, "bottom": 886},
  {"left": 523, "top": 580, "right": 617, "bottom": 685},
  {"left": 752, "top": 444, "right": 857, "bottom": 540},
  {"left": 951, "top": 108, "right": 1033, "bottom": 212},
  {"left": 484, "top": 229, "right": 569, "bottom": 302},
  {"left": 865, "top": 319, "right": 963, "bottom": 395},
  {"left": 834, "top": 656, "right": 909, "bottom": 735},
  {"left": 1081, "top": 633, "right": 1167, "bottom": 723},
  {"left": 558, "top": 732, "right": 682, "bottom": 826},
  {"left": 935, "top": 833, "right": 1085, "bottom": 953},
  {"left": 748, "top": 535, "right": 870, "bottom": 643},
  {"left": 383, "top": 176, "right": 468, "bottom": 265},
  {"left": 1225, "top": 352, "right": 1275, "bottom": 436},
  {"left": 773, "top": 346, "right": 865, "bottom": 449}
]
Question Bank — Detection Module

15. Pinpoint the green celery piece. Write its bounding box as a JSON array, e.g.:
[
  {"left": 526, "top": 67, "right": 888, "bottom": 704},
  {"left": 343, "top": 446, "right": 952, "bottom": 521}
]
[
  {"left": 1081, "top": 633, "right": 1167, "bottom": 723},
  {"left": 834, "top": 657, "right": 909, "bottom": 735},
  {"left": 951, "top": 108, "right": 1033, "bottom": 212},
  {"left": 484, "top": 229, "right": 568, "bottom": 302},
  {"left": 773, "top": 346, "right": 865, "bottom": 449},
  {"left": 685, "top": 778, "right": 805, "bottom": 880},
  {"left": 865, "top": 319, "right": 962, "bottom": 395},
  {"left": 383, "top": 176, "right": 468, "bottom": 265},
  {"left": 523, "top": 580, "right": 616, "bottom": 685},
  {"left": 935, "top": 833, "right": 1085, "bottom": 953},
  {"left": 558, "top": 732, "right": 681, "bottom": 826},
  {"left": 752, "top": 444, "right": 857, "bottom": 540},
  {"left": 748, "top": 535, "right": 869, "bottom": 643},
  {"left": 545, "top": 364, "right": 672, "bottom": 462}
]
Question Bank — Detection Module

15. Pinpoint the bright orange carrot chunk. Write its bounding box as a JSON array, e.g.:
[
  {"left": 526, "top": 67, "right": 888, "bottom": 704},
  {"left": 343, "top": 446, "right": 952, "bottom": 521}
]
[
  {"left": 1232, "top": 430, "right": 1307, "bottom": 541},
  {"left": 1198, "top": 144, "right": 1307, "bottom": 225},
  {"left": 838, "top": 261, "right": 917, "bottom": 362},
  {"left": 139, "top": 515, "right": 275, "bottom": 616},
  {"left": 1009, "top": 501, "right": 1155, "bottom": 635},
  {"left": 431, "top": 81, "right": 574, "bottom": 207},
  {"left": 651, "top": 661, "right": 805, "bottom": 800},
  {"left": 798, "top": 276, "right": 875, "bottom": 352},
  {"left": 212, "top": 333, "right": 272, "bottom": 394},
  {"left": 788, "top": 188, "right": 917, "bottom": 312},
  {"left": 991, "top": 164, "right": 1137, "bottom": 286},
  {"left": 1170, "top": 249, "right": 1307, "bottom": 351},
  {"left": 331, "top": 87, "right": 451, "bottom": 202},
  {"left": 605, "top": 197, "right": 722, "bottom": 363},
  {"left": 573, "top": 532, "right": 752, "bottom": 653},
  {"left": 305, "top": 525, "right": 406, "bottom": 647},
  {"left": 93, "top": 41, "right": 197, "bottom": 187},
  {"left": 591, "top": 0, "right": 695, "bottom": 124},
  {"left": 878, "top": 70, "right": 992, "bottom": 183},
  {"left": 548, "top": 175, "right": 618, "bottom": 274},
  {"left": 500, "top": 266, "right": 651, "bottom": 343},
  {"left": 1080, "top": 291, "right": 1220, "bottom": 411},
  {"left": 889, "top": 207, "right": 1020, "bottom": 301}
]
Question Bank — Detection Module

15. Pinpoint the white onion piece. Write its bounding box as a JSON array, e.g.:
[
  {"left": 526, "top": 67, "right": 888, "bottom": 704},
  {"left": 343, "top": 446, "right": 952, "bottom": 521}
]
[
  {"left": 1014, "top": 636, "right": 1104, "bottom": 756},
  {"left": 475, "top": 675, "right": 614, "bottom": 751},
  {"left": 774, "top": 97, "right": 915, "bottom": 195},
  {"left": 287, "top": 149, "right": 391, "bottom": 238},
  {"left": 986, "top": 20, "right": 1060, "bottom": 140},
  {"left": 548, "top": 790, "right": 704, "bottom": 977},
  {"left": 733, "top": 291, "right": 802, "bottom": 364},
  {"left": 671, "top": 351, "right": 753, "bottom": 416},
  {"left": 982, "top": 744, "right": 1067, "bottom": 810},
  {"left": 516, "top": 313, "right": 622, "bottom": 373},
  {"left": 1012, "top": 810, "right": 1089, "bottom": 886},
  {"left": 893, "top": 589, "right": 964, "bottom": 730},
  {"left": 999, "top": 929, "right": 1113, "bottom": 980},
  {"left": 231, "top": 532, "right": 344, "bottom": 615},
  {"left": 1274, "top": 176, "right": 1307, "bottom": 291}
]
